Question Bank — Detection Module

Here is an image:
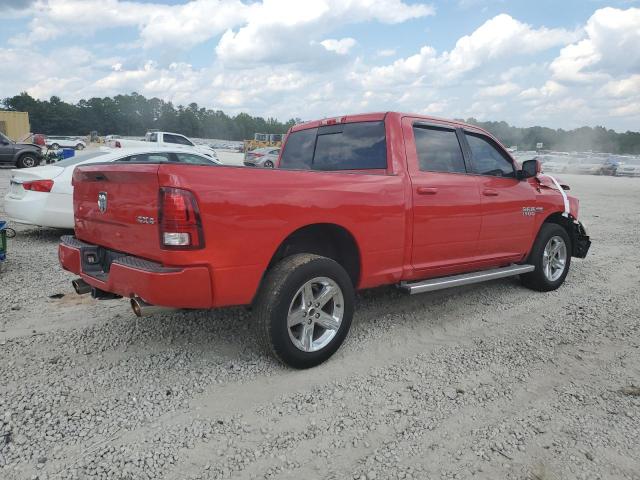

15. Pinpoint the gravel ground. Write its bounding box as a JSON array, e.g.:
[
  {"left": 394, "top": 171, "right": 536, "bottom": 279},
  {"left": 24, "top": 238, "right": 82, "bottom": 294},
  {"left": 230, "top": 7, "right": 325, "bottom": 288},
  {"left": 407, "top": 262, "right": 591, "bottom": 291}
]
[{"left": 0, "top": 168, "right": 639, "bottom": 480}]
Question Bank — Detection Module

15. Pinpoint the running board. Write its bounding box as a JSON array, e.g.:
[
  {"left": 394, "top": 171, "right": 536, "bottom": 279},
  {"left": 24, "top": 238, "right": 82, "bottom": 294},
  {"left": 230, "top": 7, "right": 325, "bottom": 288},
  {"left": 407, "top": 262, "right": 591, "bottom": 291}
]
[{"left": 399, "top": 264, "right": 535, "bottom": 295}]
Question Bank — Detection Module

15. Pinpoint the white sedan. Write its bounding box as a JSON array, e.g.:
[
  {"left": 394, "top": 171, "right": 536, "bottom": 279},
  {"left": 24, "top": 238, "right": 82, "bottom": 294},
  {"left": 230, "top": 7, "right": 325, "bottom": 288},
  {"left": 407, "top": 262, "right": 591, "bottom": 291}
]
[
  {"left": 45, "top": 136, "right": 87, "bottom": 150},
  {"left": 4, "top": 147, "right": 220, "bottom": 229}
]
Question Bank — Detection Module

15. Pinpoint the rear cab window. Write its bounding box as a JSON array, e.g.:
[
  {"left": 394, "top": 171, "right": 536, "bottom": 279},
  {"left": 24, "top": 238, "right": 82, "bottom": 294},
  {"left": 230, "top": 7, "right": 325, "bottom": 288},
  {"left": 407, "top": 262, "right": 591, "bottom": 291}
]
[
  {"left": 280, "top": 121, "right": 387, "bottom": 172},
  {"left": 164, "top": 134, "right": 194, "bottom": 146}
]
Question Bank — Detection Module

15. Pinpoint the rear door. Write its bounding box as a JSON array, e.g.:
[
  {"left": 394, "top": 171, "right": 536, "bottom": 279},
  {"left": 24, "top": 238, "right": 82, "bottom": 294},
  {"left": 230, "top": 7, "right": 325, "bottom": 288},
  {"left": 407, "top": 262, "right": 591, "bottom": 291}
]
[
  {"left": 402, "top": 118, "right": 482, "bottom": 275},
  {"left": 462, "top": 130, "right": 536, "bottom": 262}
]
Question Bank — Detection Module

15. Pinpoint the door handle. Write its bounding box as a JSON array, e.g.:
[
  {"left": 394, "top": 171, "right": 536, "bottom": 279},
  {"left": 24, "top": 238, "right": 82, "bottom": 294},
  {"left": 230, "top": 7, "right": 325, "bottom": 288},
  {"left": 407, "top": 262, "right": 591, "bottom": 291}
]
[
  {"left": 417, "top": 187, "right": 438, "bottom": 195},
  {"left": 482, "top": 189, "right": 499, "bottom": 196}
]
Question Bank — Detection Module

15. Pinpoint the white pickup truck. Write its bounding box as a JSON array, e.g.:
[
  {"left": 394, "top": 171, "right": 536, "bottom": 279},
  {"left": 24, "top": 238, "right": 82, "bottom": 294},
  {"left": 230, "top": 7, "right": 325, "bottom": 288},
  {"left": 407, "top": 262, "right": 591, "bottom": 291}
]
[{"left": 107, "top": 131, "right": 218, "bottom": 159}]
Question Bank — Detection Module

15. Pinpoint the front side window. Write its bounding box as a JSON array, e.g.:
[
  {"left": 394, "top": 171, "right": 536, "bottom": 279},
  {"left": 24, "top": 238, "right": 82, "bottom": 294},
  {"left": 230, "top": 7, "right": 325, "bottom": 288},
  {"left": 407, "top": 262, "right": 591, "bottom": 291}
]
[
  {"left": 413, "top": 126, "right": 466, "bottom": 174},
  {"left": 279, "top": 121, "right": 387, "bottom": 171},
  {"left": 466, "top": 133, "right": 515, "bottom": 178}
]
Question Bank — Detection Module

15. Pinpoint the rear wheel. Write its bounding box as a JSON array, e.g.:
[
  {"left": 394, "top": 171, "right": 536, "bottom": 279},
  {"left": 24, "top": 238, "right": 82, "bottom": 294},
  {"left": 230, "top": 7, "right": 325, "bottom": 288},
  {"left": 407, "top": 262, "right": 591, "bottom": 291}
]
[
  {"left": 17, "top": 153, "right": 38, "bottom": 168},
  {"left": 50, "top": 143, "right": 60, "bottom": 150},
  {"left": 255, "top": 254, "right": 354, "bottom": 369},
  {"left": 521, "top": 223, "right": 571, "bottom": 291}
]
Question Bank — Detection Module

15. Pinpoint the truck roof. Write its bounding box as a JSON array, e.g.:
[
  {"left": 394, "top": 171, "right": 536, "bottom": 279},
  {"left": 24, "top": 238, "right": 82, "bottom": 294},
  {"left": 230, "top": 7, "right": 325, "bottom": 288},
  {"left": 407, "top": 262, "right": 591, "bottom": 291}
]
[{"left": 290, "top": 112, "right": 489, "bottom": 134}]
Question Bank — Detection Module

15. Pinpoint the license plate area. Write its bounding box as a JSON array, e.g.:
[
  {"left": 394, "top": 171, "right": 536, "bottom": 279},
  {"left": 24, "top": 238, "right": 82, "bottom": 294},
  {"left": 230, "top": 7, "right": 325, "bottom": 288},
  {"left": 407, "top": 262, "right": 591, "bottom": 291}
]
[{"left": 80, "top": 245, "right": 127, "bottom": 280}]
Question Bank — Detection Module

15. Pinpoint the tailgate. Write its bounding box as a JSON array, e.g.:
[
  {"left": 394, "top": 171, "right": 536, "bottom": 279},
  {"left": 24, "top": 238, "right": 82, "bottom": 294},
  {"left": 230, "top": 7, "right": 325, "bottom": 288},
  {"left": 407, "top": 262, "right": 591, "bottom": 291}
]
[{"left": 73, "top": 163, "right": 163, "bottom": 261}]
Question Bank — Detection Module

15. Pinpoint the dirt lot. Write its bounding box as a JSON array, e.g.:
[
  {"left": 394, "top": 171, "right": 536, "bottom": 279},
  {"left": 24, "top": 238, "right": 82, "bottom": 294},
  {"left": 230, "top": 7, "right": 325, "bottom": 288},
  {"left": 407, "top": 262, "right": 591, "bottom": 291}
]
[{"left": 0, "top": 169, "right": 639, "bottom": 480}]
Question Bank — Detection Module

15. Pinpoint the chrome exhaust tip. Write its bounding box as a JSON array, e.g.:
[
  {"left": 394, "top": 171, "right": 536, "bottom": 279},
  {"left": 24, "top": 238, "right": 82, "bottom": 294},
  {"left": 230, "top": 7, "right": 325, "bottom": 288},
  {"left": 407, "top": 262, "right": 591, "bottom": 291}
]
[
  {"left": 72, "top": 278, "right": 91, "bottom": 295},
  {"left": 130, "top": 297, "right": 174, "bottom": 317}
]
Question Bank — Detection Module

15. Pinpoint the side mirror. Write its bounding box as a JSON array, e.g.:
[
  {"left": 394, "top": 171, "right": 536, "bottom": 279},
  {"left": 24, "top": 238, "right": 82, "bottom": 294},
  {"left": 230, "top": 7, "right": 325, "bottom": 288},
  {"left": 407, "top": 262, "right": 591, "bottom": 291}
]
[{"left": 519, "top": 159, "right": 541, "bottom": 179}]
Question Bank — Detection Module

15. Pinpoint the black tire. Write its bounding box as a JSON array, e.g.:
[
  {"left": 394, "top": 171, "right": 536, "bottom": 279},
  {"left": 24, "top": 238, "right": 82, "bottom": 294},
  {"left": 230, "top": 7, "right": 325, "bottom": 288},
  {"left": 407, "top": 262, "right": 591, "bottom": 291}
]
[
  {"left": 255, "top": 254, "right": 355, "bottom": 369},
  {"left": 50, "top": 143, "right": 60, "bottom": 150},
  {"left": 75, "top": 143, "right": 85, "bottom": 150},
  {"left": 521, "top": 223, "right": 572, "bottom": 292},
  {"left": 17, "top": 153, "right": 38, "bottom": 168},
  {"left": 264, "top": 160, "right": 274, "bottom": 168}
]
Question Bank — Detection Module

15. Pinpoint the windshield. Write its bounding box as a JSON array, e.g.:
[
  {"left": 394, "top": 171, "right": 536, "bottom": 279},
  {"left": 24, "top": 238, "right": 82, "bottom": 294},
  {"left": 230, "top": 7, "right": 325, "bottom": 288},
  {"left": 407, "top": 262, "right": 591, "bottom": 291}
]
[{"left": 55, "top": 151, "right": 110, "bottom": 167}]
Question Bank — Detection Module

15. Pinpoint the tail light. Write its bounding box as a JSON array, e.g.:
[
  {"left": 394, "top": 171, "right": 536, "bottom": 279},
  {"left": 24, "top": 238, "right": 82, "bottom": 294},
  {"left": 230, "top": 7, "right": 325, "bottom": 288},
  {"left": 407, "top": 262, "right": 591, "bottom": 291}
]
[
  {"left": 23, "top": 179, "right": 54, "bottom": 192},
  {"left": 159, "top": 187, "right": 204, "bottom": 249},
  {"left": 114, "top": 140, "right": 121, "bottom": 148}
]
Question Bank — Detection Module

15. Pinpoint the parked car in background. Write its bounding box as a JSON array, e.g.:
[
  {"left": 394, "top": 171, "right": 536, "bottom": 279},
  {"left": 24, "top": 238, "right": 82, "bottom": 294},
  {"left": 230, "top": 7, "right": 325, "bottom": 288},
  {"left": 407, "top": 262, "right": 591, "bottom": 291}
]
[
  {"left": 104, "top": 135, "right": 122, "bottom": 143},
  {"left": 244, "top": 147, "right": 280, "bottom": 168},
  {"left": 59, "top": 112, "right": 590, "bottom": 368},
  {"left": 543, "top": 156, "right": 580, "bottom": 173},
  {"left": 575, "top": 158, "right": 611, "bottom": 175},
  {"left": 0, "top": 131, "right": 44, "bottom": 168},
  {"left": 615, "top": 158, "right": 640, "bottom": 177},
  {"left": 4, "top": 147, "right": 220, "bottom": 229},
  {"left": 46, "top": 136, "right": 86, "bottom": 150},
  {"left": 107, "top": 131, "right": 218, "bottom": 160}
]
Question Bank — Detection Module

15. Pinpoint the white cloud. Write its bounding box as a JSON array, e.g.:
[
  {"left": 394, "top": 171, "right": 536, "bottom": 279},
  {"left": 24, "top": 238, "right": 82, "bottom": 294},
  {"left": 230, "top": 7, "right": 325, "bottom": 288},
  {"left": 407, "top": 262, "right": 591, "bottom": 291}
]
[
  {"left": 376, "top": 48, "right": 397, "bottom": 57},
  {"left": 14, "top": 0, "right": 251, "bottom": 48},
  {"left": 550, "top": 7, "right": 640, "bottom": 83},
  {"left": 215, "top": 0, "right": 433, "bottom": 65},
  {"left": 443, "top": 14, "right": 580, "bottom": 78},
  {"left": 600, "top": 75, "right": 640, "bottom": 98},
  {"left": 321, "top": 38, "right": 356, "bottom": 55},
  {"left": 477, "top": 82, "right": 519, "bottom": 97},
  {"left": 362, "top": 14, "right": 578, "bottom": 88}
]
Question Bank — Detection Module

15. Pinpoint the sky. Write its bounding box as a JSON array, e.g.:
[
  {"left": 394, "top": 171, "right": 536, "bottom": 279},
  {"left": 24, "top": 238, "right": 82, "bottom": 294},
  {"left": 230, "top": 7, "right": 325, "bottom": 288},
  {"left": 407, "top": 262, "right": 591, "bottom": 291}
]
[{"left": 1, "top": 0, "right": 640, "bottom": 131}]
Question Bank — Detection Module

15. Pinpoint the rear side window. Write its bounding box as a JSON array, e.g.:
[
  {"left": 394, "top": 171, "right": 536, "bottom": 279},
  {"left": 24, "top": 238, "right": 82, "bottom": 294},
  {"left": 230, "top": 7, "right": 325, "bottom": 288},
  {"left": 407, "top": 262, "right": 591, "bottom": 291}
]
[
  {"left": 117, "top": 153, "right": 171, "bottom": 163},
  {"left": 173, "top": 153, "right": 215, "bottom": 165},
  {"left": 280, "top": 121, "right": 387, "bottom": 171},
  {"left": 413, "top": 126, "right": 466, "bottom": 174},
  {"left": 466, "top": 133, "right": 515, "bottom": 178}
]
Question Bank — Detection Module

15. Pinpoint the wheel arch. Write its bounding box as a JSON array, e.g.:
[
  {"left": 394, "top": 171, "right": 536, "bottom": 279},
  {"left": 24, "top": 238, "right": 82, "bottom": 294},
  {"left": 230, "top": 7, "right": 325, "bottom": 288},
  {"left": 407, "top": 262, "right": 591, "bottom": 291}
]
[
  {"left": 265, "top": 223, "right": 362, "bottom": 289},
  {"left": 539, "top": 211, "right": 576, "bottom": 254}
]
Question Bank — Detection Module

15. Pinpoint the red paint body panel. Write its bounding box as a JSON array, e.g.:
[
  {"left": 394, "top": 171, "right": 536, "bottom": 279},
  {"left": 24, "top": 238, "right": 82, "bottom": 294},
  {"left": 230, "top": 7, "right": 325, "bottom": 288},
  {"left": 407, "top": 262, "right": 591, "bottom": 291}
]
[{"left": 61, "top": 112, "right": 580, "bottom": 309}]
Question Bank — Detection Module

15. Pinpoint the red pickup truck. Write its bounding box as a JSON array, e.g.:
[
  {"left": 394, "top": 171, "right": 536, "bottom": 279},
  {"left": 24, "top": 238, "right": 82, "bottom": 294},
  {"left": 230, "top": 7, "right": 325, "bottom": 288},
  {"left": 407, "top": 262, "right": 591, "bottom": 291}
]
[{"left": 59, "top": 112, "right": 590, "bottom": 368}]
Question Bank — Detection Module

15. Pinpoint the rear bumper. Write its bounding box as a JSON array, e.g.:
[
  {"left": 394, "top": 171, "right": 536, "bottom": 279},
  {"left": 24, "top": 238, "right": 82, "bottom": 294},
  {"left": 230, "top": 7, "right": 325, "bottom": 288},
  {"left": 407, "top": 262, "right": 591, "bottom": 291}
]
[{"left": 58, "top": 235, "right": 212, "bottom": 308}]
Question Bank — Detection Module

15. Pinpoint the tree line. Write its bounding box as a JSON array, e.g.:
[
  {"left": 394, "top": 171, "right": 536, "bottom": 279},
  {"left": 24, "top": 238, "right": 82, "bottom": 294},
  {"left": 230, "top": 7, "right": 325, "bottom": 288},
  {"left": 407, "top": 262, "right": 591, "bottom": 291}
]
[
  {"left": 463, "top": 119, "right": 640, "bottom": 155},
  {"left": 1, "top": 92, "right": 297, "bottom": 141},
  {"left": 2, "top": 92, "right": 640, "bottom": 153}
]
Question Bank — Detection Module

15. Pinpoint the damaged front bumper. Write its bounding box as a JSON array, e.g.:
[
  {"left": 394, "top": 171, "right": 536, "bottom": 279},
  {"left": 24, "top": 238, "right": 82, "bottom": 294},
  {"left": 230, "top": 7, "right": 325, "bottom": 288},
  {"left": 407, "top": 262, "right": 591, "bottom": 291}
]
[{"left": 570, "top": 220, "right": 591, "bottom": 258}]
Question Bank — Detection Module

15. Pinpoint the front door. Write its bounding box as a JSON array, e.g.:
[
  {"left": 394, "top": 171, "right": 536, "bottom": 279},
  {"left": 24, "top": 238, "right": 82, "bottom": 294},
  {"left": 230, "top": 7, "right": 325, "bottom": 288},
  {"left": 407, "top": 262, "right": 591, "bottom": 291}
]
[
  {"left": 402, "top": 118, "right": 483, "bottom": 276},
  {"left": 462, "top": 130, "right": 536, "bottom": 262},
  {"left": 0, "top": 133, "right": 14, "bottom": 163}
]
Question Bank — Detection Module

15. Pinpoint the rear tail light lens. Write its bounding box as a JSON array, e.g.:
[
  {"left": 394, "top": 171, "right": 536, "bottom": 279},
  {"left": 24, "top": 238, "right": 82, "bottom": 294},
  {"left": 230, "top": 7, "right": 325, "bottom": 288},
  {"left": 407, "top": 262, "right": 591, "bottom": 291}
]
[
  {"left": 22, "top": 179, "right": 54, "bottom": 192},
  {"left": 159, "top": 187, "right": 204, "bottom": 249},
  {"left": 115, "top": 140, "right": 121, "bottom": 148}
]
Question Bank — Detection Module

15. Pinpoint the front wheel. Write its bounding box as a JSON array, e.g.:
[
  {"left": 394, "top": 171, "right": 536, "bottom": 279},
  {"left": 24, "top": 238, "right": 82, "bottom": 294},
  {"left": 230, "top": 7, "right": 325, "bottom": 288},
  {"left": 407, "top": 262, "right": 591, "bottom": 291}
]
[
  {"left": 75, "top": 143, "right": 85, "bottom": 150},
  {"left": 255, "top": 254, "right": 355, "bottom": 369},
  {"left": 264, "top": 160, "right": 274, "bottom": 168},
  {"left": 521, "top": 223, "right": 571, "bottom": 291},
  {"left": 50, "top": 143, "right": 60, "bottom": 150}
]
